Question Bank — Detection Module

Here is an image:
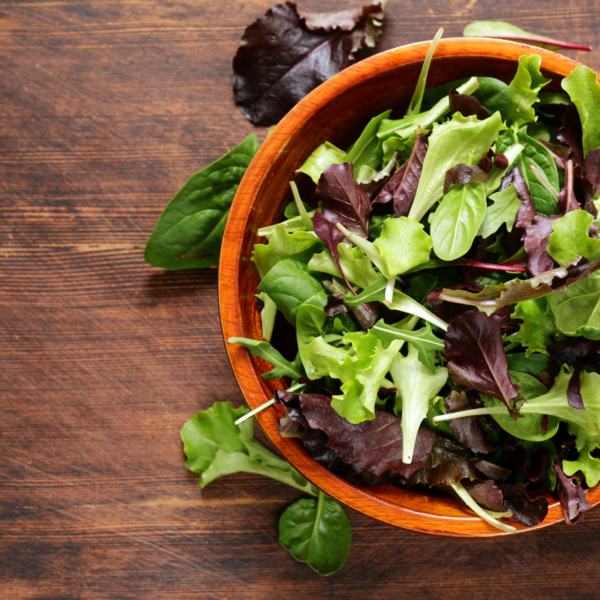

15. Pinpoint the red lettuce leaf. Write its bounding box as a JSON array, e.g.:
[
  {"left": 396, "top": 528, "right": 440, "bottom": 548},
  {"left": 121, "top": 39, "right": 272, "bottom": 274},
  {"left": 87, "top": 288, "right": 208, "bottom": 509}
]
[
  {"left": 322, "top": 279, "right": 378, "bottom": 329},
  {"left": 547, "top": 337, "right": 600, "bottom": 373},
  {"left": 372, "top": 131, "right": 428, "bottom": 216},
  {"left": 464, "top": 480, "right": 504, "bottom": 512},
  {"left": 566, "top": 362, "right": 586, "bottom": 410},
  {"left": 557, "top": 159, "right": 581, "bottom": 214},
  {"left": 474, "top": 459, "right": 511, "bottom": 480},
  {"left": 553, "top": 451, "right": 590, "bottom": 524},
  {"left": 445, "top": 310, "right": 520, "bottom": 416},
  {"left": 538, "top": 138, "right": 571, "bottom": 170},
  {"left": 503, "top": 435, "right": 549, "bottom": 483},
  {"left": 443, "top": 164, "right": 488, "bottom": 195},
  {"left": 498, "top": 167, "right": 537, "bottom": 230},
  {"left": 497, "top": 483, "right": 549, "bottom": 526},
  {"left": 444, "top": 390, "right": 499, "bottom": 454},
  {"left": 233, "top": 2, "right": 386, "bottom": 126},
  {"left": 523, "top": 214, "right": 559, "bottom": 276},
  {"left": 449, "top": 88, "right": 490, "bottom": 121}
]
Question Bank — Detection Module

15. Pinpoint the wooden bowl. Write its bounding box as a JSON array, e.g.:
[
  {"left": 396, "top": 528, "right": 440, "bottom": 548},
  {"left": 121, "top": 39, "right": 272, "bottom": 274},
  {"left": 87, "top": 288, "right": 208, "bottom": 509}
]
[{"left": 219, "top": 38, "right": 600, "bottom": 536}]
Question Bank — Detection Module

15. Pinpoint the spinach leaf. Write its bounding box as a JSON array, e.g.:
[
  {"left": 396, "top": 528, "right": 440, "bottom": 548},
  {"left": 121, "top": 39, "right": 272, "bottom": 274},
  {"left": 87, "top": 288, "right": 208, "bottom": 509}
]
[
  {"left": 228, "top": 337, "right": 304, "bottom": 380},
  {"left": 279, "top": 491, "right": 352, "bottom": 576},
  {"left": 259, "top": 258, "right": 327, "bottom": 326},
  {"left": 145, "top": 134, "right": 260, "bottom": 269},
  {"left": 548, "top": 209, "right": 600, "bottom": 266},
  {"left": 390, "top": 345, "right": 448, "bottom": 463},
  {"left": 181, "top": 401, "right": 316, "bottom": 494},
  {"left": 408, "top": 112, "right": 504, "bottom": 222},
  {"left": 430, "top": 181, "right": 487, "bottom": 261},
  {"left": 562, "top": 65, "right": 600, "bottom": 157},
  {"left": 477, "top": 184, "right": 521, "bottom": 239},
  {"left": 507, "top": 54, "right": 551, "bottom": 127},
  {"left": 346, "top": 110, "right": 391, "bottom": 182},
  {"left": 297, "top": 142, "right": 347, "bottom": 184}
]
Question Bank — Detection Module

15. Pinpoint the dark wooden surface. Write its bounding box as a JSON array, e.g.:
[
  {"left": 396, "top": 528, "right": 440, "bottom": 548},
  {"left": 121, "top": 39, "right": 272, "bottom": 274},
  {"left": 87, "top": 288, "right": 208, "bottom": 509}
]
[{"left": 2, "top": 1, "right": 600, "bottom": 598}]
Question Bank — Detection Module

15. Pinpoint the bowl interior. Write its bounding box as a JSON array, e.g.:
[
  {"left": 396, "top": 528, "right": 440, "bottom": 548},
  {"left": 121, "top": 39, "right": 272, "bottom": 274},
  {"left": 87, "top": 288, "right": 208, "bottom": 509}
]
[{"left": 219, "top": 38, "right": 599, "bottom": 536}]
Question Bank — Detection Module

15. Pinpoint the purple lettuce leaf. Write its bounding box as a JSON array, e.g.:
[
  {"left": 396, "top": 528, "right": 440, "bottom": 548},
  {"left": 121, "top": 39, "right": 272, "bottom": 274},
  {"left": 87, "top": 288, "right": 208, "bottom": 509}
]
[
  {"left": 523, "top": 214, "right": 559, "bottom": 276},
  {"left": 538, "top": 138, "right": 571, "bottom": 170},
  {"left": 445, "top": 310, "right": 520, "bottom": 417},
  {"left": 474, "top": 459, "right": 511, "bottom": 480},
  {"left": 464, "top": 480, "right": 504, "bottom": 512},
  {"left": 449, "top": 88, "right": 491, "bottom": 121},
  {"left": 444, "top": 390, "right": 499, "bottom": 454},
  {"left": 372, "top": 131, "right": 428, "bottom": 216},
  {"left": 547, "top": 337, "right": 600, "bottom": 373},
  {"left": 566, "top": 362, "right": 586, "bottom": 410},
  {"left": 553, "top": 452, "right": 590, "bottom": 524},
  {"left": 322, "top": 279, "right": 378, "bottom": 329},
  {"left": 503, "top": 435, "right": 549, "bottom": 483},
  {"left": 497, "top": 483, "right": 549, "bottom": 526},
  {"left": 233, "top": 2, "right": 387, "bottom": 126},
  {"left": 443, "top": 164, "right": 488, "bottom": 195},
  {"left": 557, "top": 160, "right": 581, "bottom": 214},
  {"left": 498, "top": 167, "right": 537, "bottom": 230}
]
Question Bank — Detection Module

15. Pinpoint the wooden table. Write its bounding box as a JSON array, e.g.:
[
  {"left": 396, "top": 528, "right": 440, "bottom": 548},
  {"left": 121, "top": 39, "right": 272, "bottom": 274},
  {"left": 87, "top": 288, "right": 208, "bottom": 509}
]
[{"left": 2, "top": 1, "right": 600, "bottom": 598}]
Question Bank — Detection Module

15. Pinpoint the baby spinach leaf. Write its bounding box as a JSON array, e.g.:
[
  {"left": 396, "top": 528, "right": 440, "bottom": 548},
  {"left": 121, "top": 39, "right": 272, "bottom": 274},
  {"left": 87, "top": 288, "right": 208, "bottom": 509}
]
[
  {"left": 506, "top": 54, "right": 551, "bottom": 127},
  {"left": 390, "top": 345, "right": 448, "bottom": 463},
  {"left": 253, "top": 225, "right": 323, "bottom": 279},
  {"left": 477, "top": 184, "right": 521, "bottom": 239},
  {"left": 430, "top": 181, "right": 487, "bottom": 261},
  {"left": 408, "top": 112, "right": 504, "bottom": 222},
  {"left": 145, "top": 134, "right": 260, "bottom": 269},
  {"left": 547, "top": 273, "right": 600, "bottom": 339},
  {"left": 259, "top": 258, "right": 327, "bottom": 326},
  {"left": 562, "top": 66, "right": 600, "bottom": 157},
  {"left": 228, "top": 337, "right": 304, "bottom": 380},
  {"left": 513, "top": 298, "right": 556, "bottom": 356},
  {"left": 233, "top": 1, "right": 388, "bottom": 126},
  {"left": 297, "top": 142, "right": 347, "bottom": 184},
  {"left": 347, "top": 110, "right": 391, "bottom": 182},
  {"left": 279, "top": 491, "right": 352, "bottom": 576},
  {"left": 181, "top": 401, "right": 316, "bottom": 494},
  {"left": 308, "top": 243, "right": 378, "bottom": 289},
  {"left": 563, "top": 423, "right": 600, "bottom": 488},
  {"left": 463, "top": 20, "right": 591, "bottom": 51},
  {"left": 548, "top": 209, "right": 600, "bottom": 265}
]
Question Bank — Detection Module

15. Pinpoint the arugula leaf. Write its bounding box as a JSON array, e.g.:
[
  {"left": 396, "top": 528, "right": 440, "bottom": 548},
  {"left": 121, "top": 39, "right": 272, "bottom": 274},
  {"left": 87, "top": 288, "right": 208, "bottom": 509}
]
[
  {"left": 181, "top": 401, "right": 316, "bottom": 494},
  {"left": 346, "top": 110, "right": 391, "bottom": 182},
  {"left": 390, "top": 345, "right": 448, "bottom": 463},
  {"left": 507, "top": 55, "right": 551, "bottom": 127},
  {"left": 279, "top": 491, "right": 351, "bottom": 576},
  {"left": 228, "top": 337, "right": 304, "bottom": 380},
  {"left": 308, "top": 243, "right": 378, "bottom": 289},
  {"left": 409, "top": 112, "right": 505, "bottom": 222},
  {"left": 302, "top": 332, "right": 403, "bottom": 423},
  {"left": 370, "top": 320, "right": 444, "bottom": 372},
  {"left": 253, "top": 225, "right": 323, "bottom": 279},
  {"left": 430, "top": 181, "right": 487, "bottom": 261},
  {"left": 256, "top": 292, "right": 277, "bottom": 341},
  {"left": 478, "top": 184, "right": 521, "bottom": 239},
  {"left": 561, "top": 66, "right": 600, "bottom": 158},
  {"left": 297, "top": 142, "right": 347, "bottom": 184},
  {"left": 563, "top": 423, "right": 600, "bottom": 488},
  {"left": 145, "top": 134, "right": 260, "bottom": 269},
  {"left": 547, "top": 274, "right": 600, "bottom": 339},
  {"left": 258, "top": 258, "right": 327, "bottom": 326},
  {"left": 548, "top": 209, "right": 600, "bottom": 266}
]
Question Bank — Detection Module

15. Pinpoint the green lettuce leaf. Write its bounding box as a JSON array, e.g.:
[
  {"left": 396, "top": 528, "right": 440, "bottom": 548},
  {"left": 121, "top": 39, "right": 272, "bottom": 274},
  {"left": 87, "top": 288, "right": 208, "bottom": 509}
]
[
  {"left": 548, "top": 210, "right": 600, "bottom": 266},
  {"left": 561, "top": 65, "right": 600, "bottom": 157},
  {"left": 302, "top": 332, "right": 403, "bottom": 423},
  {"left": 181, "top": 401, "right": 316, "bottom": 494},
  {"left": 390, "top": 344, "right": 448, "bottom": 463},
  {"left": 477, "top": 184, "right": 520, "bottom": 239},
  {"left": 296, "top": 303, "right": 327, "bottom": 379},
  {"left": 507, "top": 54, "right": 551, "bottom": 127},
  {"left": 513, "top": 297, "right": 556, "bottom": 356},
  {"left": 563, "top": 423, "right": 600, "bottom": 488},
  {"left": 430, "top": 181, "right": 487, "bottom": 261},
  {"left": 145, "top": 133, "right": 260, "bottom": 269},
  {"left": 256, "top": 292, "right": 277, "bottom": 341},
  {"left": 253, "top": 225, "right": 323, "bottom": 279},
  {"left": 296, "top": 141, "right": 347, "bottom": 184},
  {"left": 308, "top": 243, "right": 378, "bottom": 289},
  {"left": 408, "top": 112, "right": 505, "bottom": 222},
  {"left": 346, "top": 110, "right": 391, "bottom": 183},
  {"left": 228, "top": 337, "right": 304, "bottom": 380}
]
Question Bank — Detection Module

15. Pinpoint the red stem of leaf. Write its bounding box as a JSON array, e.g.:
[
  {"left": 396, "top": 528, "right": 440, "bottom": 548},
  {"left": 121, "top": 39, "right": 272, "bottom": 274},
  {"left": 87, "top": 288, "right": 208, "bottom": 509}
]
[
  {"left": 478, "top": 34, "right": 591, "bottom": 51},
  {"left": 457, "top": 259, "right": 528, "bottom": 272}
]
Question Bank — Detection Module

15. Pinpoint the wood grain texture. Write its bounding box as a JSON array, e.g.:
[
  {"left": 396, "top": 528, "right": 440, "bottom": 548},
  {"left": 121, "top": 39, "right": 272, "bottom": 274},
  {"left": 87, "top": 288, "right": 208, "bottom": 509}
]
[{"left": 1, "top": 0, "right": 600, "bottom": 597}]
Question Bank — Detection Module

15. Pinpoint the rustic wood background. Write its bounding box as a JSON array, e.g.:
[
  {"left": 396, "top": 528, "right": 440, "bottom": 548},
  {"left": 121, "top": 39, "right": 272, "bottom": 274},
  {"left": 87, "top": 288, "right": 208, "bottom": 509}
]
[{"left": 2, "top": 1, "right": 600, "bottom": 598}]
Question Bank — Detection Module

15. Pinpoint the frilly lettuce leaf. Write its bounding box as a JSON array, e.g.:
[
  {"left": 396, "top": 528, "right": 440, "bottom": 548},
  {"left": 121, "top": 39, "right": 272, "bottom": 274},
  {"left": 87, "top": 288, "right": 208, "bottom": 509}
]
[
  {"left": 548, "top": 209, "right": 600, "bottom": 266},
  {"left": 507, "top": 54, "right": 551, "bottom": 127},
  {"left": 308, "top": 243, "right": 378, "bottom": 289},
  {"left": 563, "top": 423, "right": 600, "bottom": 488},
  {"left": 477, "top": 184, "right": 521, "bottom": 239},
  {"left": 513, "top": 297, "right": 557, "bottom": 356},
  {"left": 296, "top": 141, "right": 347, "bottom": 184}
]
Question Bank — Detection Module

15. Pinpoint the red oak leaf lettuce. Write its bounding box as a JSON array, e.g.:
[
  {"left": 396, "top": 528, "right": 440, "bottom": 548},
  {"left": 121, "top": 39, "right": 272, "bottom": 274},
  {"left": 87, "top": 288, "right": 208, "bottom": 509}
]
[{"left": 449, "top": 88, "right": 491, "bottom": 121}]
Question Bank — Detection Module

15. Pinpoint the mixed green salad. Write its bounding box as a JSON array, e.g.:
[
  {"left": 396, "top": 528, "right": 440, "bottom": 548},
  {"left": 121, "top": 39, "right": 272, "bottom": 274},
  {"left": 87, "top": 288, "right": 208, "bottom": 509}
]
[{"left": 229, "top": 38, "right": 600, "bottom": 534}]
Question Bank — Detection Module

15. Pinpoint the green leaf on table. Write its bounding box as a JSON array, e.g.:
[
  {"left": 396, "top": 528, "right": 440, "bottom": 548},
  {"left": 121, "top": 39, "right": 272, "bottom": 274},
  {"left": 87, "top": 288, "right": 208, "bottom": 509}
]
[
  {"left": 496, "top": 127, "right": 560, "bottom": 216},
  {"left": 308, "top": 243, "right": 378, "bottom": 289},
  {"left": 506, "top": 352, "right": 551, "bottom": 376},
  {"left": 181, "top": 401, "right": 316, "bottom": 494},
  {"left": 370, "top": 320, "right": 444, "bottom": 372},
  {"left": 302, "top": 332, "right": 403, "bottom": 423},
  {"left": 408, "top": 111, "right": 505, "bottom": 222},
  {"left": 563, "top": 423, "right": 600, "bottom": 488},
  {"left": 279, "top": 491, "right": 352, "bottom": 576},
  {"left": 253, "top": 225, "right": 323, "bottom": 279},
  {"left": 430, "top": 181, "right": 487, "bottom": 261},
  {"left": 346, "top": 110, "right": 391, "bottom": 183},
  {"left": 548, "top": 210, "right": 600, "bottom": 266},
  {"left": 259, "top": 258, "right": 327, "bottom": 326},
  {"left": 513, "top": 297, "right": 556, "bottom": 356},
  {"left": 296, "top": 141, "right": 347, "bottom": 184},
  {"left": 145, "top": 133, "right": 260, "bottom": 269},
  {"left": 561, "top": 65, "right": 600, "bottom": 157},
  {"left": 507, "top": 54, "right": 551, "bottom": 127},
  {"left": 389, "top": 345, "right": 448, "bottom": 463},
  {"left": 482, "top": 371, "right": 558, "bottom": 442},
  {"left": 477, "top": 184, "right": 521, "bottom": 239},
  {"left": 547, "top": 274, "right": 600, "bottom": 339},
  {"left": 228, "top": 337, "right": 304, "bottom": 380}
]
